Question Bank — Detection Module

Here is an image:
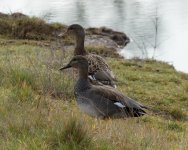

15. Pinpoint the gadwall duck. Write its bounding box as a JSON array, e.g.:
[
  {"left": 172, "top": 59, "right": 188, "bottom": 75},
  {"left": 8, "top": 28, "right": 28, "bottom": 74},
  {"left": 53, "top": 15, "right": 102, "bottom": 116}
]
[
  {"left": 61, "top": 24, "right": 116, "bottom": 88},
  {"left": 60, "top": 56, "right": 147, "bottom": 119}
]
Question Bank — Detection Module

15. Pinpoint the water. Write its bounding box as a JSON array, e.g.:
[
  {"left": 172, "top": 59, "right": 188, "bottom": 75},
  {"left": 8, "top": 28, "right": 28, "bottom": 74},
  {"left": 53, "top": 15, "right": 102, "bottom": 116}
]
[{"left": 1, "top": 0, "right": 188, "bottom": 73}]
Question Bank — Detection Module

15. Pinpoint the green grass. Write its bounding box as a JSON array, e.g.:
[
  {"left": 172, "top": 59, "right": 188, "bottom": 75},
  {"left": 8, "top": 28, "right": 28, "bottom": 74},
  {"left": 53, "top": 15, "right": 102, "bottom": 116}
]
[
  {"left": 0, "top": 34, "right": 188, "bottom": 149},
  {"left": 46, "top": 118, "right": 93, "bottom": 150}
]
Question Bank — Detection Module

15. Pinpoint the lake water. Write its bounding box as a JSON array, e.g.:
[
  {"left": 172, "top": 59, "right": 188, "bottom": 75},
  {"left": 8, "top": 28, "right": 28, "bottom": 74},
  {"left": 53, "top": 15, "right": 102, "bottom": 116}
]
[{"left": 1, "top": 0, "right": 188, "bottom": 73}]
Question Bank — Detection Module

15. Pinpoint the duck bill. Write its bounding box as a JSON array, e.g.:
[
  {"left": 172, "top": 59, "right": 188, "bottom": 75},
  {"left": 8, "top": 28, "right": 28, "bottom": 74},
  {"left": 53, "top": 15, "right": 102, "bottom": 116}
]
[{"left": 59, "top": 64, "right": 72, "bottom": 70}]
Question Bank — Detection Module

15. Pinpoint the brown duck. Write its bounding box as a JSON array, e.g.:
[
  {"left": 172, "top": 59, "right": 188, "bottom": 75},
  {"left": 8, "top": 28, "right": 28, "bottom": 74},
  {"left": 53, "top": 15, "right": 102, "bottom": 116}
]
[
  {"left": 61, "top": 24, "right": 116, "bottom": 88},
  {"left": 60, "top": 56, "right": 147, "bottom": 118}
]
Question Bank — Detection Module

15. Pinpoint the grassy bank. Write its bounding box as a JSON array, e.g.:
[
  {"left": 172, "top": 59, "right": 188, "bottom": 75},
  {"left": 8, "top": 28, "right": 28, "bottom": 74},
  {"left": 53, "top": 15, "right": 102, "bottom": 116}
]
[
  {"left": 0, "top": 14, "right": 188, "bottom": 149},
  {"left": 0, "top": 37, "right": 188, "bottom": 149}
]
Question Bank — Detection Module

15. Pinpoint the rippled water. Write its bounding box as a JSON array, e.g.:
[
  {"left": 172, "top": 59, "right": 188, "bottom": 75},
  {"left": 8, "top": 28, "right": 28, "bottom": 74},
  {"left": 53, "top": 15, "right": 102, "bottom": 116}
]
[{"left": 1, "top": 0, "right": 188, "bottom": 72}]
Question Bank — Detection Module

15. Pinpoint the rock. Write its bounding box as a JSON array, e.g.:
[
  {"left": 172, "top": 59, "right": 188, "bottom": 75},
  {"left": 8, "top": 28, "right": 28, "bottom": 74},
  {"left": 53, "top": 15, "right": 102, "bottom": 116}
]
[
  {"left": 86, "top": 27, "right": 130, "bottom": 48},
  {"left": 85, "top": 35, "right": 118, "bottom": 48}
]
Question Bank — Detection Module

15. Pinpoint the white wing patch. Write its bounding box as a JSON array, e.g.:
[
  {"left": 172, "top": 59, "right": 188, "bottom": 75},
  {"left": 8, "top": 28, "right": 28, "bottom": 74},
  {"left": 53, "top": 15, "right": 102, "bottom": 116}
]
[
  {"left": 114, "top": 102, "right": 125, "bottom": 108},
  {"left": 88, "top": 75, "right": 96, "bottom": 80}
]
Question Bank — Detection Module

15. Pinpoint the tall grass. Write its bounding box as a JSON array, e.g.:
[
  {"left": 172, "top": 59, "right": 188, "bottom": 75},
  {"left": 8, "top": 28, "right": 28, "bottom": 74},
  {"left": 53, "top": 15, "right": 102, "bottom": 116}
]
[
  {"left": 0, "top": 31, "right": 188, "bottom": 149},
  {"left": 0, "top": 40, "right": 98, "bottom": 149},
  {"left": 47, "top": 118, "right": 93, "bottom": 150},
  {"left": 0, "top": 41, "right": 75, "bottom": 101}
]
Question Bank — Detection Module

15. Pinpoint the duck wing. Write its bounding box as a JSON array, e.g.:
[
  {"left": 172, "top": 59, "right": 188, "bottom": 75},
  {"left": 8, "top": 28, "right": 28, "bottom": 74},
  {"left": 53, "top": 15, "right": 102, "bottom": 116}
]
[
  {"left": 82, "top": 85, "right": 147, "bottom": 118},
  {"left": 86, "top": 54, "right": 116, "bottom": 88}
]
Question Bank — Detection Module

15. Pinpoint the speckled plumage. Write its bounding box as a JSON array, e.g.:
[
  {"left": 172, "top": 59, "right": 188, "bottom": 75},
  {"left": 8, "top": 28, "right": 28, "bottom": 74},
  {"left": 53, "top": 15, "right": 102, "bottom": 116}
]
[
  {"left": 62, "top": 24, "right": 116, "bottom": 88},
  {"left": 60, "top": 56, "right": 148, "bottom": 119},
  {"left": 86, "top": 54, "right": 116, "bottom": 87}
]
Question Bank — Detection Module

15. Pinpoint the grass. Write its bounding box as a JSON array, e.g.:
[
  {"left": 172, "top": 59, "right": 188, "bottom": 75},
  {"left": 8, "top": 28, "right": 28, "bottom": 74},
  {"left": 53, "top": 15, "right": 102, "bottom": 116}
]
[
  {"left": 0, "top": 14, "right": 188, "bottom": 149},
  {"left": 0, "top": 37, "right": 188, "bottom": 150},
  {"left": 46, "top": 118, "right": 93, "bottom": 150},
  {"left": 0, "top": 12, "right": 66, "bottom": 40},
  {"left": 86, "top": 45, "right": 122, "bottom": 58}
]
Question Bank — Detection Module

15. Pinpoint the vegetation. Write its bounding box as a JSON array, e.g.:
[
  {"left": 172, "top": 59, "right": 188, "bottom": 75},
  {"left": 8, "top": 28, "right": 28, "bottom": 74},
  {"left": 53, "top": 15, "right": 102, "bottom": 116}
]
[
  {"left": 0, "top": 13, "right": 188, "bottom": 149},
  {"left": 0, "top": 12, "right": 67, "bottom": 40},
  {"left": 86, "top": 45, "right": 122, "bottom": 58}
]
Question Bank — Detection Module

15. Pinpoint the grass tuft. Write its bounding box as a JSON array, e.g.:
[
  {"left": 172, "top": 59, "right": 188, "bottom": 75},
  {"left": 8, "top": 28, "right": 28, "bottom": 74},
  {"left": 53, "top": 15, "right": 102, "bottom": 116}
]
[
  {"left": 10, "top": 85, "right": 34, "bottom": 102},
  {"left": 47, "top": 118, "right": 93, "bottom": 150},
  {"left": 166, "top": 121, "right": 184, "bottom": 132},
  {"left": 169, "top": 108, "right": 187, "bottom": 121},
  {"left": 9, "top": 68, "right": 37, "bottom": 89}
]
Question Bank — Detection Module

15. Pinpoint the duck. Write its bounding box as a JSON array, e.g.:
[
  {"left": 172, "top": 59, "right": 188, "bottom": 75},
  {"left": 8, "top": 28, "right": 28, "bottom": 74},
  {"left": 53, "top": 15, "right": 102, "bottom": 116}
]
[
  {"left": 60, "top": 55, "right": 148, "bottom": 119},
  {"left": 60, "top": 24, "right": 116, "bottom": 88}
]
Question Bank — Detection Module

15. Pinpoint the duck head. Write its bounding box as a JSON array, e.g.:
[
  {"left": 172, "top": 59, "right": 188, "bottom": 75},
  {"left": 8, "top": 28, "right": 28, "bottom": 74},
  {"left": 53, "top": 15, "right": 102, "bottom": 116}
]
[
  {"left": 63, "top": 24, "right": 85, "bottom": 38},
  {"left": 59, "top": 24, "right": 87, "bottom": 55}
]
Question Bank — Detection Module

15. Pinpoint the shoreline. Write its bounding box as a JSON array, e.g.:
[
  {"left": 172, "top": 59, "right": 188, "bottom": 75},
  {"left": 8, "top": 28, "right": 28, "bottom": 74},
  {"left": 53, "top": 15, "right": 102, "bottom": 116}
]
[{"left": 0, "top": 12, "right": 130, "bottom": 48}]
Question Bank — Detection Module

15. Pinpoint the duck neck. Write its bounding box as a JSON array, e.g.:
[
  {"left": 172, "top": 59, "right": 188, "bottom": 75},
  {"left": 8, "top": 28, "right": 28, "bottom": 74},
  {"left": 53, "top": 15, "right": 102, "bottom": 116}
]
[
  {"left": 79, "top": 66, "right": 88, "bottom": 79},
  {"left": 74, "top": 34, "right": 87, "bottom": 56},
  {"left": 75, "top": 66, "right": 91, "bottom": 92}
]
